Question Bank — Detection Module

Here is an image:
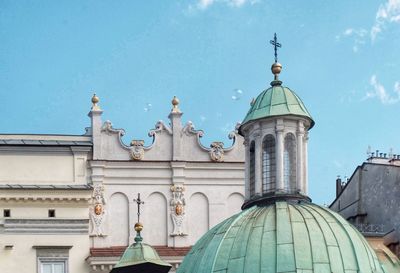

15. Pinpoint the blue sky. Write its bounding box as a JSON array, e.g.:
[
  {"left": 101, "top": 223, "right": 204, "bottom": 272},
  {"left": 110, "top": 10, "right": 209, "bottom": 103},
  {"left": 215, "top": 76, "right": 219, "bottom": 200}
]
[{"left": 1, "top": 0, "right": 400, "bottom": 205}]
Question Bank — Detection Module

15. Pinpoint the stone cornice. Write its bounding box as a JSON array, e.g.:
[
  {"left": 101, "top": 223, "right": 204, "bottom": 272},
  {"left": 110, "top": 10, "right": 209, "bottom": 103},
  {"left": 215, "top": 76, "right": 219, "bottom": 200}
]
[{"left": 0, "top": 188, "right": 92, "bottom": 203}]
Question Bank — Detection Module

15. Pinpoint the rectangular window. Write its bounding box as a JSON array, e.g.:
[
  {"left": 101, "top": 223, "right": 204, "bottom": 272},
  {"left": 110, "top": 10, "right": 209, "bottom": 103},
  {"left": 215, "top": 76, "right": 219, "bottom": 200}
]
[
  {"left": 40, "top": 261, "right": 65, "bottom": 273},
  {"left": 4, "top": 209, "right": 11, "bottom": 217},
  {"left": 34, "top": 246, "right": 71, "bottom": 273},
  {"left": 48, "top": 209, "right": 56, "bottom": 218}
]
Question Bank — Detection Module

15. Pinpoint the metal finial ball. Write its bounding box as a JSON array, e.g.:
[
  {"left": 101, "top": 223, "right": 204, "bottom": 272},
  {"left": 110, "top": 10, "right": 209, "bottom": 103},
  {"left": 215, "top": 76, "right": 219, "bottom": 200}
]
[
  {"left": 271, "top": 63, "right": 282, "bottom": 75},
  {"left": 134, "top": 222, "right": 143, "bottom": 232},
  {"left": 91, "top": 94, "right": 100, "bottom": 104},
  {"left": 172, "top": 96, "right": 179, "bottom": 107}
]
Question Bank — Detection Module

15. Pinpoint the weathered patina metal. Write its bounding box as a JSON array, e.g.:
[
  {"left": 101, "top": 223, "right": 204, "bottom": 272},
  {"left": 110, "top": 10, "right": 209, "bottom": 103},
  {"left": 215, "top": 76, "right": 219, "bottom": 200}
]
[
  {"left": 178, "top": 201, "right": 386, "bottom": 273},
  {"left": 241, "top": 85, "right": 314, "bottom": 129}
]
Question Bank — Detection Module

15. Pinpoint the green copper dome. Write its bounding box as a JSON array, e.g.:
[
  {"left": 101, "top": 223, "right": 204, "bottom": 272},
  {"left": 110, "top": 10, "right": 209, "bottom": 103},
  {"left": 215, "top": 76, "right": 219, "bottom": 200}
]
[
  {"left": 111, "top": 236, "right": 172, "bottom": 273},
  {"left": 241, "top": 85, "right": 315, "bottom": 128},
  {"left": 177, "top": 201, "right": 386, "bottom": 273}
]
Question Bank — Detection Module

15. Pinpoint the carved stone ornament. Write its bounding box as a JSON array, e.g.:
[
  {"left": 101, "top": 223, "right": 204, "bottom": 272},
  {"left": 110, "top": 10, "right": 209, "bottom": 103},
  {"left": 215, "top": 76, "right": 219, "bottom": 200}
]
[
  {"left": 210, "top": 142, "right": 224, "bottom": 162},
  {"left": 90, "top": 184, "right": 107, "bottom": 236},
  {"left": 148, "top": 120, "right": 172, "bottom": 137},
  {"left": 170, "top": 185, "right": 187, "bottom": 236},
  {"left": 182, "top": 121, "right": 204, "bottom": 137},
  {"left": 101, "top": 120, "right": 126, "bottom": 136},
  {"left": 130, "top": 140, "right": 145, "bottom": 161}
]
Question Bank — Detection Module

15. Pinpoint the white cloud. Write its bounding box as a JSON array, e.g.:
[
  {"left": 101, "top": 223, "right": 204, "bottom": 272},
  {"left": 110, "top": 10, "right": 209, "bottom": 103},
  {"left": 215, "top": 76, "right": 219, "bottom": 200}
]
[
  {"left": 364, "top": 75, "right": 400, "bottom": 104},
  {"left": 336, "top": 28, "right": 367, "bottom": 53},
  {"left": 197, "top": 0, "right": 214, "bottom": 9},
  {"left": 337, "top": 0, "right": 400, "bottom": 49},
  {"left": 195, "top": 0, "right": 258, "bottom": 10},
  {"left": 370, "top": 25, "right": 382, "bottom": 41},
  {"left": 371, "top": 0, "right": 400, "bottom": 41}
]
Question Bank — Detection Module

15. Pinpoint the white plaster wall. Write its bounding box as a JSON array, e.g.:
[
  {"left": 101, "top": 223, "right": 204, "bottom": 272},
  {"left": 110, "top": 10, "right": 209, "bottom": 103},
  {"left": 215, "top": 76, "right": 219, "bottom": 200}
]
[
  {"left": 92, "top": 160, "right": 245, "bottom": 249},
  {"left": 0, "top": 205, "right": 89, "bottom": 219},
  {"left": 227, "top": 193, "right": 245, "bottom": 216},
  {"left": 188, "top": 193, "right": 209, "bottom": 245},
  {"left": 0, "top": 154, "right": 74, "bottom": 183},
  {"left": 142, "top": 192, "right": 168, "bottom": 246},
  {"left": 0, "top": 234, "right": 90, "bottom": 273},
  {"left": 108, "top": 193, "right": 129, "bottom": 246}
]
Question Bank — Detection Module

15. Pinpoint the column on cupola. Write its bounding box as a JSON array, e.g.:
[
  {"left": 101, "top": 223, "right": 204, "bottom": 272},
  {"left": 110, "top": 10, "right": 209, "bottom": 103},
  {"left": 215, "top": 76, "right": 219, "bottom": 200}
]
[
  {"left": 296, "top": 120, "right": 304, "bottom": 193},
  {"left": 303, "top": 132, "right": 309, "bottom": 195},
  {"left": 254, "top": 127, "right": 263, "bottom": 196},
  {"left": 88, "top": 94, "right": 103, "bottom": 160},
  {"left": 275, "top": 119, "right": 285, "bottom": 191},
  {"left": 244, "top": 138, "right": 251, "bottom": 199}
]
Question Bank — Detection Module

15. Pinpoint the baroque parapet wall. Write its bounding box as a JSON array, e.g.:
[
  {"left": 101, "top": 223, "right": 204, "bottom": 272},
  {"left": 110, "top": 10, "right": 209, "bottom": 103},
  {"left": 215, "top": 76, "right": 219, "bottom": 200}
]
[{"left": 89, "top": 97, "right": 244, "bottom": 163}]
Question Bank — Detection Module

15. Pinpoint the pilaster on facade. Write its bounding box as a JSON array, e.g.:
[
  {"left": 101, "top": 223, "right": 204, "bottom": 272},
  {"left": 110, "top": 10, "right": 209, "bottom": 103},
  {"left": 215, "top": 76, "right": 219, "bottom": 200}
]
[
  {"left": 71, "top": 146, "right": 91, "bottom": 184},
  {"left": 88, "top": 106, "right": 104, "bottom": 160},
  {"left": 169, "top": 108, "right": 184, "bottom": 162},
  {"left": 89, "top": 161, "right": 106, "bottom": 185},
  {"left": 171, "top": 162, "right": 186, "bottom": 185}
]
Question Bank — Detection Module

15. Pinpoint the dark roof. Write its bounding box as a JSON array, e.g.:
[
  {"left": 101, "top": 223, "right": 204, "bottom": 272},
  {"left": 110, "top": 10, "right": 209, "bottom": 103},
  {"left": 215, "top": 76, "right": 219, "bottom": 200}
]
[
  {"left": 0, "top": 184, "right": 93, "bottom": 190},
  {"left": 0, "top": 139, "right": 92, "bottom": 146},
  {"left": 89, "top": 246, "right": 191, "bottom": 257}
]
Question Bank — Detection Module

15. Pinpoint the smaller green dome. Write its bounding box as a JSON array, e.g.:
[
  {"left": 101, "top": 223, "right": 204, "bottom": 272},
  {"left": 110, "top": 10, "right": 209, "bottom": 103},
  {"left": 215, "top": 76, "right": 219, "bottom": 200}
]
[
  {"left": 241, "top": 84, "right": 314, "bottom": 128},
  {"left": 111, "top": 241, "right": 172, "bottom": 273}
]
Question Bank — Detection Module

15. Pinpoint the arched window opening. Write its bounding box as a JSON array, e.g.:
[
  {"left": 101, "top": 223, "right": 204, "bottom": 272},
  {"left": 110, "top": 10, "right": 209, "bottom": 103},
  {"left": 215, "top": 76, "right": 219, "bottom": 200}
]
[
  {"left": 249, "top": 141, "right": 256, "bottom": 196},
  {"left": 284, "top": 133, "right": 296, "bottom": 191},
  {"left": 262, "top": 135, "right": 276, "bottom": 193}
]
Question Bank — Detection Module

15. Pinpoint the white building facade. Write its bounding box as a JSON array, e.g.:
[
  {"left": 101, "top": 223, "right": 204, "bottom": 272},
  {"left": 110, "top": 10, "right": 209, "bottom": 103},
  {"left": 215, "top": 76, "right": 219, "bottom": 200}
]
[{"left": 0, "top": 95, "right": 245, "bottom": 273}]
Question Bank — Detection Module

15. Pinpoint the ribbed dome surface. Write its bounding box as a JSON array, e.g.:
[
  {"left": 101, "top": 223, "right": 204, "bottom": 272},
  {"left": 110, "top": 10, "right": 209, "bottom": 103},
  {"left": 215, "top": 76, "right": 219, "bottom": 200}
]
[
  {"left": 112, "top": 242, "right": 171, "bottom": 271},
  {"left": 242, "top": 85, "right": 314, "bottom": 128},
  {"left": 178, "top": 201, "right": 385, "bottom": 273}
]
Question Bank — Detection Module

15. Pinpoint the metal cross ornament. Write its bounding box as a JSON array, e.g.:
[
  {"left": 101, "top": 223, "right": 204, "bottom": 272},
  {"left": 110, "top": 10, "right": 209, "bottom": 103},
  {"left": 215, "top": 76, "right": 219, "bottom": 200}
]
[
  {"left": 270, "top": 33, "right": 281, "bottom": 63},
  {"left": 133, "top": 193, "right": 144, "bottom": 223}
]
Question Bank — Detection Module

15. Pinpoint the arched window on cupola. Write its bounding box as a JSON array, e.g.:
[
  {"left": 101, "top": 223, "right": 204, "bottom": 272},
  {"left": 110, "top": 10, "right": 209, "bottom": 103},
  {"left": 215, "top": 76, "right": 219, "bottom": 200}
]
[
  {"left": 249, "top": 141, "right": 256, "bottom": 196},
  {"left": 284, "top": 133, "right": 297, "bottom": 192},
  {"left": 262, "top": 135, "right": 276, "bottom": 193}
]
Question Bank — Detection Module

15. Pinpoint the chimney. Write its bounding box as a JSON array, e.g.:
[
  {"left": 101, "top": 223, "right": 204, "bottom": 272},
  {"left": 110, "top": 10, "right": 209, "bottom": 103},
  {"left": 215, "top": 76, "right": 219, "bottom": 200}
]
[{"left": 336, "top": 176, "right": 343, "bottom": 197}]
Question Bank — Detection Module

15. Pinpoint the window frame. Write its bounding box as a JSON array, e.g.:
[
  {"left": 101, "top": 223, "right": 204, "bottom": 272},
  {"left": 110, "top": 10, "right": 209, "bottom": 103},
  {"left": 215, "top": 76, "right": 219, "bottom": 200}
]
[
  {"left": 38, "top": 259, "right": 68, "bottom": 273},
  {"left": 34, "top": 246, "right": 71, "bottom": 273},
  {"left": 283, "top": 133, "right": 297, "bottom": 192},
  {"left": 262, "top": 134, "right": 276, "bottom": 193}
]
